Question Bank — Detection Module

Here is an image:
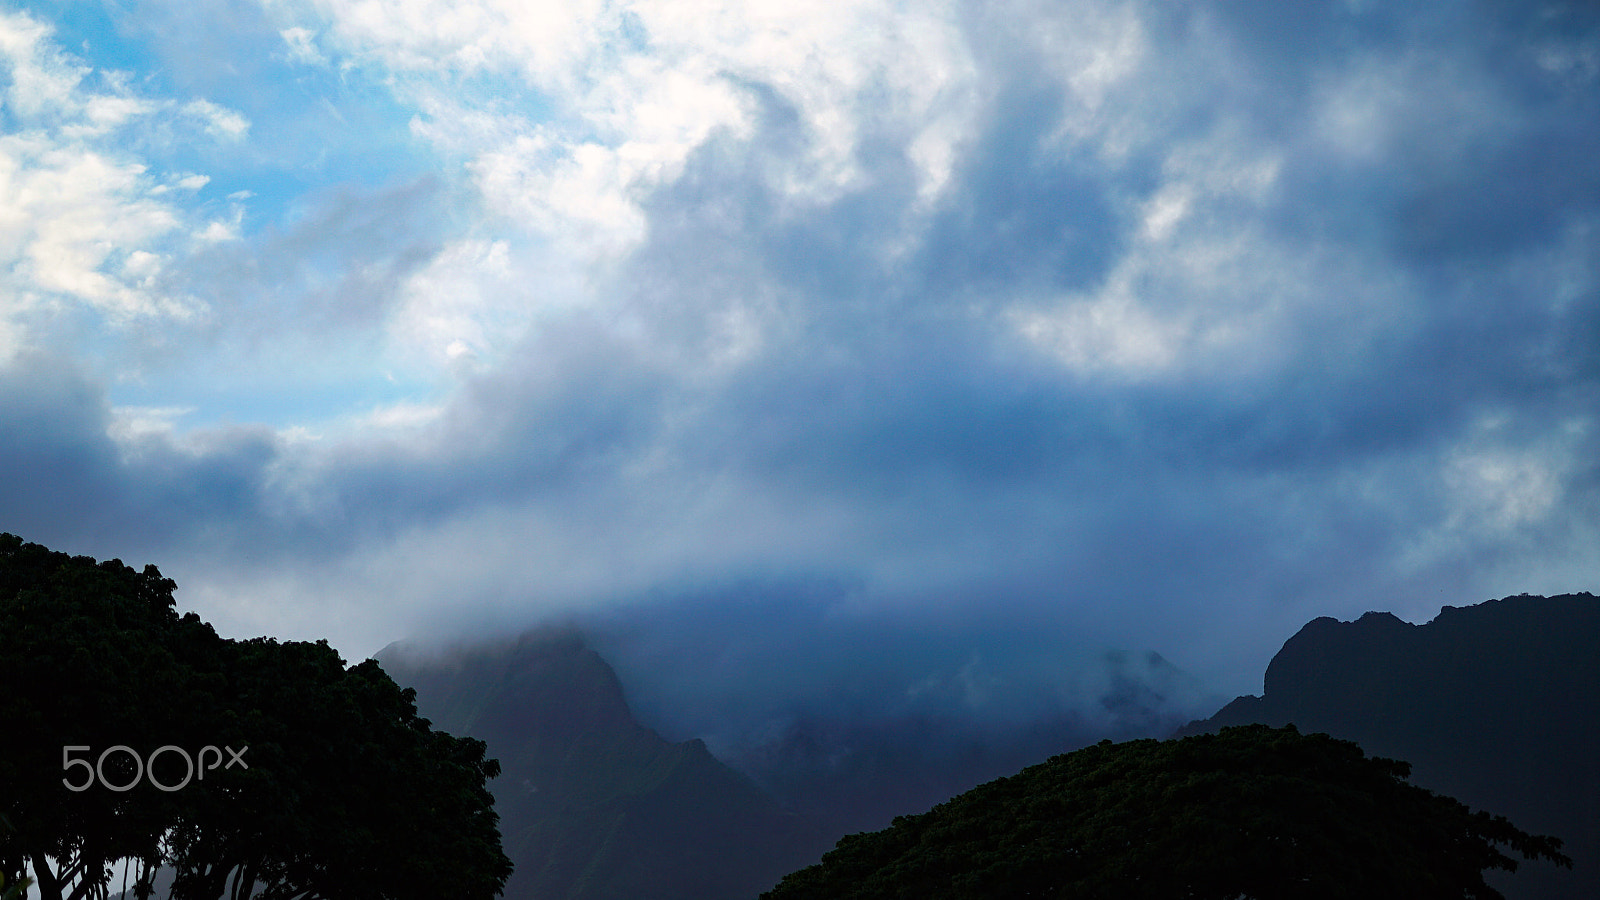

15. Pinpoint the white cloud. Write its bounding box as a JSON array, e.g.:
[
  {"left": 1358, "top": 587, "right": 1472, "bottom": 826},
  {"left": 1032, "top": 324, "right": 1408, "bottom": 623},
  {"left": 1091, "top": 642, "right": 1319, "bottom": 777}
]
[
  {"left": 358, "top": 399, "right": 447, "bottom": 432},
  {"left": 279, "top": 0, "right": 980, "bottom": 260},
  {"left": 1023, "top": 0, "right": 1148, "bottom": 127},
  {"left": 1442, "top": 414, "right": 1586, "bottom": 533},
  {"left": 1391, "top": 412, "right": 1593, "bottom": 587},
  {"left": 1008, "top": 123, "right": 1305, "bottom": 381},
  {"left": 1011, "top": 285, "right": 1184, "bottom": 378},
  {"left": 107, "top": 405, "right": 196, "bottom": 445},
  {"left": 240, "top": 0, "right": 990, "bottom": 414},
  {"left": 0, "top": 136, "right": 188, "bottom": 321},
  {"left": 1013, "top": 222, "right": 1376, "bottom": 384},
  {"left": 0, "top": 9, "right": 255, "bottom": 357},
  {"left": 70, "top": 93, "right": 158, "bottom": 138},
  {"left": 279, "top": 26, "right": 329, "bottom": 66},
  {"left": 385, "top": 237, "right": 522, "bottom": 369},
  {"left": 461, "top": 130, "right": 656, "bottom": 257},
  {"left": 121, "top": 249, "right": 162, "bottom": 281},
  {"left": 1139, "top": 184, "right": 1191, "bottom": 242},
  {"left": 0, "top": 11, "right": 88, "bottom": 122},
  {"left": 196, "top": 219, "right": 240, "bottom": 243},
  {"left": 1306, "top": 48, "right": 1510, "bottom": 165},
  {"left": 182, "top": 98, "right": 252, "bottom": 140},
  {"left": 623, "top": 0, "right": 979, "bottom": 204}
]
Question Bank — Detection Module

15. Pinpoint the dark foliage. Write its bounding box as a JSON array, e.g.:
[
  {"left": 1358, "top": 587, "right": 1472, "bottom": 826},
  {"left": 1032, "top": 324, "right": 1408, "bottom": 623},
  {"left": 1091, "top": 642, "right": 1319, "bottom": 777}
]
[
  {"left": 0, "top": 533, "right": 513, "bottom": 900},
  {"left": 760, "top": 724, "right": 1570, "bottom": 900}
]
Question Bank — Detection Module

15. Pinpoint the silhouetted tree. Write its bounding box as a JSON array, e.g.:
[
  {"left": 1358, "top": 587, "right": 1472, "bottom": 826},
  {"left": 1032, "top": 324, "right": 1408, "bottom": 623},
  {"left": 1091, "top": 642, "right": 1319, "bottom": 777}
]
[
  {"left": 0, "top": 533, "right": 512, "bottom": 900},
  {"left": 761, "top": 724, "right": 1571, "bottom": 900},
  {"left": 0, "top": 533, "right": 197, "bottom": 899},
  {"left": 163, "top": 641, "right": 510, "bottom": 900}
]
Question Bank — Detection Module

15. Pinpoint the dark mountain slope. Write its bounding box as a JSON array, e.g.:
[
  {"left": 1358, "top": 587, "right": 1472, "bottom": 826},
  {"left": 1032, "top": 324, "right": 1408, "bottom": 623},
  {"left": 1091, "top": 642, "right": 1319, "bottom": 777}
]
[
  {"left": 1177, "top": 593, "right": 1600, "bottom": 900},
  {"left": 378, "top": 629, "right": 833, "bottom": 900}
]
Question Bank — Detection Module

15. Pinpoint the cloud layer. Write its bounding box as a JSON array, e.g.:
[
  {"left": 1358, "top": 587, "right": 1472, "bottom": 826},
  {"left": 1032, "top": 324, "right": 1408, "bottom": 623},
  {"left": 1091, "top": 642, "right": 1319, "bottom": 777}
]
[{"left": 3, "top": 0, "right": 1598, "bottom": 739}]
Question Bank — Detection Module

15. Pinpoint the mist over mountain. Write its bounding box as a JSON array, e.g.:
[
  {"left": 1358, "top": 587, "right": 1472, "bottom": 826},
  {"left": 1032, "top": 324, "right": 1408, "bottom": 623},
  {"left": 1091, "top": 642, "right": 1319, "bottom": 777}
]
[
  {"left": 377, "top": 596, "right": 1220, "bottom": 898},
  {"left": 377, "top": 629, "right": 833, "bottom": 900},
  {"left": 712, "top": 647, "right": 1212, "bottom": 832},
  {"left": 373, "top": 590, "right": 1598, "bottom": 898},
  {"left": 572, "top": 584, "right": 1222, "bottom": 832},
  {"left": 1178, "top": 593, "right": 1600, "bottom": 900}
]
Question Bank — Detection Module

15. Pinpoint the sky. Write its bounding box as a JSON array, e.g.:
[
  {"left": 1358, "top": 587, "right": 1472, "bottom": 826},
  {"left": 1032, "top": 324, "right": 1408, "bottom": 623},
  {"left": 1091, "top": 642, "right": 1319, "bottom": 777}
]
[{"left": 2, "top": 0, "right": 1598, "bottom": 744}]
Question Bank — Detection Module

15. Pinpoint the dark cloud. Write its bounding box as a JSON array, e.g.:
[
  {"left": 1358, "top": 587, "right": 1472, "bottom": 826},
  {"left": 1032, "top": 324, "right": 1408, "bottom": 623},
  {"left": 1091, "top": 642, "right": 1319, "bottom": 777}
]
[
  {"left": 315, "top": 313, "right": 673, "bottom": 536},
  {"left": 579, "top": 578, "right": 1220, "bottom": 741},
  {"left": 0, "top": 354, "right": 125, "bottom": 549},
  {"left": 574, "top": 579, "right": 1227, "bottom": 826},
  {"left": 179, "top": 176, "right": 451, "bottom": 346},
  {"left": 1203, "top": 0, "right": 1406, "bottom": 81},
  {"left": 543, "top": 0, "right": 1600, "bottom": 712},
  {"left": 1395, "top": 122, "right": 1600, "bottom": 262},
  {"left": 0, "top": 353, "right": 281, "bottom": 563},
  {"left": 916, "top": 86, "right": 1131, "bottom": 296}
]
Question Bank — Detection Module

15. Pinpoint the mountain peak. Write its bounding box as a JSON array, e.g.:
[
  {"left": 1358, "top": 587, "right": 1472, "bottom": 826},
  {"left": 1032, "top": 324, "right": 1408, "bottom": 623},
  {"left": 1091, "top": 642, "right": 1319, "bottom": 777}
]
[
  {"left": 1180, "top": 592, "right": 1600, "bottom": 900},
  {"left": 377, "top": 628, "right": 835, "bottom": 900}
]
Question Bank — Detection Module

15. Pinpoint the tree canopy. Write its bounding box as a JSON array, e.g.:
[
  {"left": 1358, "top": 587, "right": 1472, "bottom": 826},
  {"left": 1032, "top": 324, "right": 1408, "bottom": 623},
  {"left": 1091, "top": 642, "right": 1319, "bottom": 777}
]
[
  {"left": 760, "top": 723, "right": 1572, "bottom": 900},
  {"left": 0, "top": 533, "right": 512, "bottom": 900}
]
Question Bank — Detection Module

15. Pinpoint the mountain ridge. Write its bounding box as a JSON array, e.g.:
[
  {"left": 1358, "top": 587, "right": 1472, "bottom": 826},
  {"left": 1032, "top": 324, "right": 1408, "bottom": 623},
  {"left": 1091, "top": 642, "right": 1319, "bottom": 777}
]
[
  {"left": 1177, "top": 592, "right": 1600, "bottom": 900},
  {"left": 376, "top": 628, "right": 834, "bottom": 900},
  {"left": 375, "top": 592, "right": 1599, "bottom": 899}
]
